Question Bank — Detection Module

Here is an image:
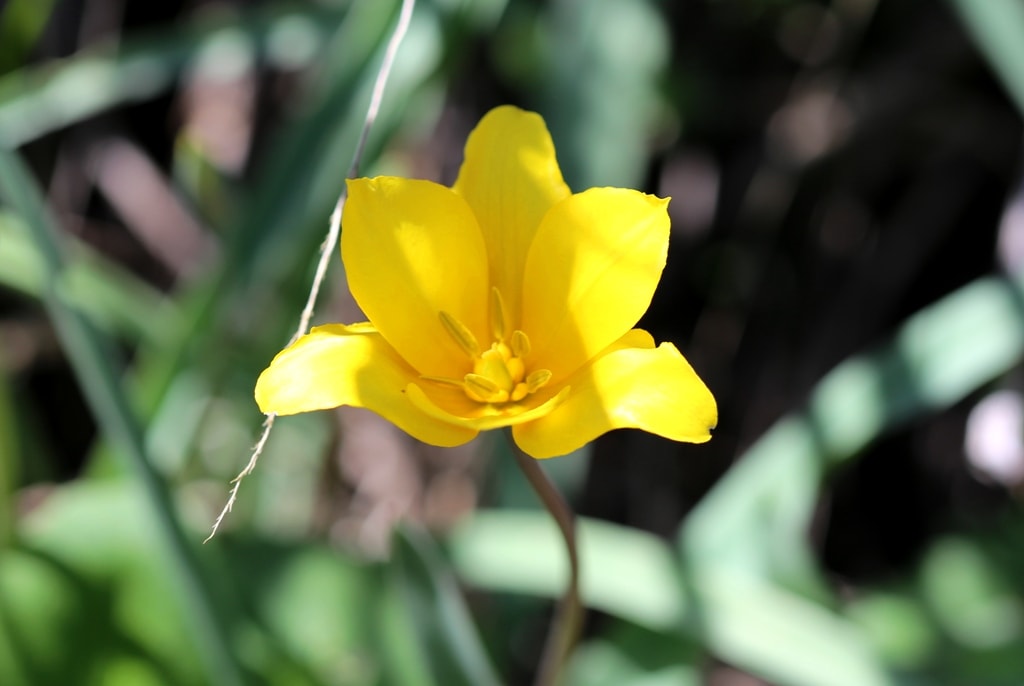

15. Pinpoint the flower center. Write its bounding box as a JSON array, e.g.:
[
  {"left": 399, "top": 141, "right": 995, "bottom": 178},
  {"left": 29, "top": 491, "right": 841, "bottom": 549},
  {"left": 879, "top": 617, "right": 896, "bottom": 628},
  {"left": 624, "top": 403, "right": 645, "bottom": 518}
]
[{"left": 427, "top": 289, "right": 552, "bottom": 405}]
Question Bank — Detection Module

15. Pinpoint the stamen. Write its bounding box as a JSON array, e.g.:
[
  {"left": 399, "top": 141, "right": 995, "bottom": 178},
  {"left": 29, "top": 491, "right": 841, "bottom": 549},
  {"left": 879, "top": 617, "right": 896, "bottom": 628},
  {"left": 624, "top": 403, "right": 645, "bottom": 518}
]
[
  {"left": 420, "top": 375, "right": 466, "bottom": 387},
  {"left": 525, "top": 369, "right": 552, "bottom": 393},
  {"left": 436, "top": 301, "right": 548, "bottom": 407},
  {"left": 511, "top": 330, "right": 531, "bottom": 358},
  {"left": 490, "top": 287, "right": 509, "bottom": 341},
  {"left": 464, "top": 374, "right": 510, "bottom": 403},
  {"left": 439, "top": 311, "right": 480, "bottom": 357}
]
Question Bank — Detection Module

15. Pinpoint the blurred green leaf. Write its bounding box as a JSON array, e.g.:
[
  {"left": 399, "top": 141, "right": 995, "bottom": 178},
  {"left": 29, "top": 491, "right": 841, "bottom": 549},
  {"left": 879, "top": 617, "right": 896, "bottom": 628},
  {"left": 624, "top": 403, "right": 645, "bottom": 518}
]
[
  {"left": 14, "top": 478, "right": 406, "bottom": 686},
  {"left": 847, "top": 592, "right": 938, "bottom": 670},
  {"left": 950, "top": 0, "right": 1024, "bottom": 116},
  {"left": 679, "top": 414, "right": 828, "bottom": 594},
  {"left": 669, "top": 270, "right": 1024, "bottom": 682},
  {"left": 0, "top": 3, "right": 348, "bottom": 147},
  {"left": 539, "top": 0, "right": 669, "bottom": 190},
  {"left": 846, "top": 533, "right": 1024, "bottom": 684},
  {"left": 681, "top": 274, "right": 1024, "bottom": 583},
  {"left": 376, "top": 569, "right": 438, "bottom": 686},
  {"left": 0, "top": 145, "right": 246, "bottom": 686},
  {"left": 9, "top": 483, "right": 207, "bottom": 686},
  {"left": 451, "top": 511, "right": 893, "bottom": 686},
  {"left": 565, "top": 623, "right": 703, "bottom": 686},
  {"left": 450, "top": 510, "right": 684, "bottom": 632},
  {"left": 390, "top": 527, "right": 502, "bottom": 686},
  {"left": 566, "top": 639, "right": 700, "bottom": 686},
  {"left": 681, "top": 566, "right": 892, "bottom": 686},
  {"left": 0, "top": 548, "right": 85, "bottom": 686},
  {"left": 223, "top": 537, "right": 382, "bottom": 685},
  {"left": 0, "top": 212, "right": 180, "bottom": 345},
  {"left": 0, "top": 0, "right": 58, "bottom": 73},
  {"left": 921, "top": 538, "right": 1023, "bottom": 651}
]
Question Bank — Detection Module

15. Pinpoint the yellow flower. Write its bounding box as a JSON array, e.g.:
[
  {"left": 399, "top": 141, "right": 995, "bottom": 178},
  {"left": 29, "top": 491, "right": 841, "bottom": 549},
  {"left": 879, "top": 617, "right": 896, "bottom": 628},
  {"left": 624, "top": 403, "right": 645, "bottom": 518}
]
[{"left": 255, "top": 106, "right": 716, "bottom": 458}]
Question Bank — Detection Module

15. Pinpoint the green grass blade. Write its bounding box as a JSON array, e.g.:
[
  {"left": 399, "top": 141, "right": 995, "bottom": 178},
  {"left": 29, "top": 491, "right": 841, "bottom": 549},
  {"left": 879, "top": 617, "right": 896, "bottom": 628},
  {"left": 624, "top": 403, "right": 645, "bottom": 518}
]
[
  {"left": 127, "top": 0, "right": 437, "bottom": 424},
  {"left": 376, "top": 571, "right": 439, "bottom": 686},
  {"left": 0, "top": 146, "right": 247, "bottom": 686},
  {"left": 0, "top": 3, "right": 349, "bottom": 147},
  {"left": 0, "top": 211, "right": 179, "bottom": 345},
  {"left": 391, "top": 527, "right": 502, "bottom": 686}
]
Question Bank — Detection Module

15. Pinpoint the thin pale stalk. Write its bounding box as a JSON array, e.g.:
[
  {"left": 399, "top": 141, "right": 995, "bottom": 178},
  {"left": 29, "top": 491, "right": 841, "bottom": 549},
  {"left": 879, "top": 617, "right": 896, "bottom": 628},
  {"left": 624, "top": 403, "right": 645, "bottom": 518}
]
[
  {"left": 206, "top": 0, "right": 417, "bottom": 541},
  {"left": 506, "top": 430, "right": 582, "bottom": 686}
]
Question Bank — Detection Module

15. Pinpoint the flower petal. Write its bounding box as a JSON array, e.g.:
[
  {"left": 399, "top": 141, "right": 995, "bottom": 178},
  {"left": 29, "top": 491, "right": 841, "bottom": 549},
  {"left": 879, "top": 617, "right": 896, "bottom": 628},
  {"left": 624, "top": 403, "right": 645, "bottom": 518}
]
[
  {"left": 342, "top": 177, "right": 490, "bottom": 377},
  {"left": 511, "top": 334, "right": 717, "bottom": 459},
  {"left": 405, "top": 382, "right": 570, "bottom": 431},
  {"left": 255, "top": 324, "right": 477, "bottom": 447},
  {"left": 521, "top": 188, "right": 670, "bottom": 380},
  {"left": 453, "top": 106, "right": 571, "bottom": 321}
]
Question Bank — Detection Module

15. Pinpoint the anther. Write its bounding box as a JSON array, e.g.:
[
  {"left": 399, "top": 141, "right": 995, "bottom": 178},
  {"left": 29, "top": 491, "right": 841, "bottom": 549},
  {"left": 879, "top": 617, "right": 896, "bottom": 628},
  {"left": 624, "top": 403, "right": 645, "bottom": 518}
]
[
  {"left": 439, "top": 311, "right": 480, "bottom": 358},
  {"left": 525, "top": 369, "right": 552, "bottom": 393},
  {"left": 464, "top": 374, "right": 510, "bottom": 404},
  {"left": 511, "top": 330, "right": 531, "bottom": 358}
]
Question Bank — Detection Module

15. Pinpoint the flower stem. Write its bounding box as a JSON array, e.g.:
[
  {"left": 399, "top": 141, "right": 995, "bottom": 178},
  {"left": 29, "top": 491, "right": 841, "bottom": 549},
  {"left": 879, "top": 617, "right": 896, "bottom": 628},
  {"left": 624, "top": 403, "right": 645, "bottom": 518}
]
[{"left": 505, "top": 430, "right": 582, "bottom": 686}]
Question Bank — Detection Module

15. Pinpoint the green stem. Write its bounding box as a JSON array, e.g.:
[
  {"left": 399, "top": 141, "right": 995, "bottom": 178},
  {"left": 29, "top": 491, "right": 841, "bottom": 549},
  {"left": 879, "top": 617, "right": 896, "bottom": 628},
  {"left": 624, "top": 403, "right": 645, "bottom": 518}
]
[{"left": 505, "top": 430, "right": 582, "bottom": 686}]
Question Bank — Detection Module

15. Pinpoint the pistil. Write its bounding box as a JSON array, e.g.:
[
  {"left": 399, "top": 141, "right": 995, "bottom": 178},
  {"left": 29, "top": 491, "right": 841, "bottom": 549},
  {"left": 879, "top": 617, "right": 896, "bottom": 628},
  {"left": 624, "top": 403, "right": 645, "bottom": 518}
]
[{"left": 433, "top": 289, "right": 552, "bottom": 406}]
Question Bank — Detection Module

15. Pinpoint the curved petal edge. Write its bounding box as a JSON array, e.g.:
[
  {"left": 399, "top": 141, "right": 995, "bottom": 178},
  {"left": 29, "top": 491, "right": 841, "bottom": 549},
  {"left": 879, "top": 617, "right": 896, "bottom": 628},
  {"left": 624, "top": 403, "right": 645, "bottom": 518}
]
[
  {"left": 405, "top": 382, "right": 571, "bottom": 432},
  {"left": 342, "top": 177, "right": 490, "bottom": 378},
  {"left": 255, "top": 324, "right": 477, "bottom": 448},
  {"left": 453, "top": 105, "right": 571, "bottom": 321},
  {"left": 522, "top": 187, "right": 671, "bottom": 379},
  {"left": 512, "top": 340, "right": 717, "bottom": 458}
]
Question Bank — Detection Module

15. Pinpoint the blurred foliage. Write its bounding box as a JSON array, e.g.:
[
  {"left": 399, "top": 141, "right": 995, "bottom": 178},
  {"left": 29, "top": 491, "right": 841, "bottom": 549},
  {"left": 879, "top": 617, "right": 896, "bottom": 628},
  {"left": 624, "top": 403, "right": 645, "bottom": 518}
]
[{"left": 2, "top": 0, "right": 1024, "bottom": 684}]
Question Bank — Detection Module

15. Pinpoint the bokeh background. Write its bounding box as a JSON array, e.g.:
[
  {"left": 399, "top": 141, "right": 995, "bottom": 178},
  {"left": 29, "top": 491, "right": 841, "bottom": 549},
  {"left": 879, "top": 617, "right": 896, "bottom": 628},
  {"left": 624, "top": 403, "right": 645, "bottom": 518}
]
[{"left": 3, "top": 0, "right": 1024, "bottom": 684}]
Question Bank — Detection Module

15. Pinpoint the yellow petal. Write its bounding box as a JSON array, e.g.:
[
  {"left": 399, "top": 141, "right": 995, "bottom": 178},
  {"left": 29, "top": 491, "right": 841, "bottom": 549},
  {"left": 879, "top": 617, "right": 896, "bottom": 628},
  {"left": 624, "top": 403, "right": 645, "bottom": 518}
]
[
  {"left": 405, "top": 382, "right": 570, "bottom": 431},
  {"left": 453, "top": 106, "right": 571, "bottom": 322},
  {"left": 342, "top": 177, "right": 490, "bottom": 377},
  {"left": 522, "top": 188, "right": 670, "bottom": 380},
  {"left": 511, "top": 335, "right": 717, "bottom": 459},
  {"left": 255, "top": 324, "right": 477, "bottom": 447}
]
